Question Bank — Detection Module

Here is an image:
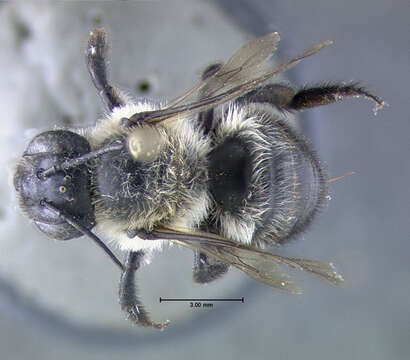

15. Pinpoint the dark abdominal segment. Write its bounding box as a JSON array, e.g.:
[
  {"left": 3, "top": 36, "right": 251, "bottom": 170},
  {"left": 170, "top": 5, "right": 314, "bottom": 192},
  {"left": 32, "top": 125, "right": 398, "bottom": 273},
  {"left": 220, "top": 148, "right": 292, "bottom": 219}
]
[{"left": 209, "top": 137, "right": 252, "bottom": 212}]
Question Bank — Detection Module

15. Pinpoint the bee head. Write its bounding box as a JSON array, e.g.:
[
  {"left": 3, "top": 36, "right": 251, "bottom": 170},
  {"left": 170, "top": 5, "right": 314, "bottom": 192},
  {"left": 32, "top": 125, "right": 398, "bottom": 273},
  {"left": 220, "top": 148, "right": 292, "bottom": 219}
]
[{"left": 14, "top": 130, "right": 95, "bottom": 240}]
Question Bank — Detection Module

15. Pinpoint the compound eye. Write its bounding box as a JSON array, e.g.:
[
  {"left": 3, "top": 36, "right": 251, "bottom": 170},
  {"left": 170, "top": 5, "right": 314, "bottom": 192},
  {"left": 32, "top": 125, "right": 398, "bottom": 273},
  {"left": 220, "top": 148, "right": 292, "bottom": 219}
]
[
  {"left": 34, "top": 219, "right": 80, "bottom": 241},
  {"left": 24, "top": 130, "right": 91, "bottom": 156}
]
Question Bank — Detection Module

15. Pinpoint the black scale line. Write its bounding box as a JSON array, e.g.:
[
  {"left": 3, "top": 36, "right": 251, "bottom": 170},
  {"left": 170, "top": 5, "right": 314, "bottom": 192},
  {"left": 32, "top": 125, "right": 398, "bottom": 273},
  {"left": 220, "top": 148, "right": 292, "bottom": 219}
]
[{"left": 159, "top": 297, "right": 244, "bottom": 303}]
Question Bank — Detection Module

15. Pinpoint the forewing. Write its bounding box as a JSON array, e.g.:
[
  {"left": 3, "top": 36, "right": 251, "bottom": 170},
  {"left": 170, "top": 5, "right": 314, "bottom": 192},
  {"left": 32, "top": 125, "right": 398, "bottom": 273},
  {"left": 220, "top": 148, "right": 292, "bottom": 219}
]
[
  {"left": 195, "top": 242, "right": 303, "bottom": 294},
  {"left": 128, "top": 39, "right": 332, "bottom": 125},
  {"left": 199, "top": 32, "right": 280, "bottom": 98},
  {"left": 166, "top": 32, "right": 280, "bottom": 108},
  {"left": 270, "top": 256, "right": 345, "bottom": 285},
  {"left": 158, "top": 229, "right": 344, "bottom": 294}
]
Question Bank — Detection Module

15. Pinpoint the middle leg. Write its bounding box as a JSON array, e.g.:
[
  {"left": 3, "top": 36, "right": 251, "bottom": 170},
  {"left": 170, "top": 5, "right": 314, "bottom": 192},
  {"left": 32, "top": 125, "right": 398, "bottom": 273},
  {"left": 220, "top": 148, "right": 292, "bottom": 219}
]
[{"left": 119, "top": 251, "right": 169, "bottom": 329}]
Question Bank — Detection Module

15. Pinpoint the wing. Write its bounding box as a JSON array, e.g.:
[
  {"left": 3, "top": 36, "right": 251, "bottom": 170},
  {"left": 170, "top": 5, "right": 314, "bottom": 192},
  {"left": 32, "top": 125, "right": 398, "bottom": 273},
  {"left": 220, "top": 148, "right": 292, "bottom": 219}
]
[
  {"left": 126, "top": 38, "right": 333, "bottom": 126},
  {"left": 147, "top": 228, "right": 344, "bottom": 294},
  {"left": 166, "top": 32, "right": 280, "bottom": 108}
]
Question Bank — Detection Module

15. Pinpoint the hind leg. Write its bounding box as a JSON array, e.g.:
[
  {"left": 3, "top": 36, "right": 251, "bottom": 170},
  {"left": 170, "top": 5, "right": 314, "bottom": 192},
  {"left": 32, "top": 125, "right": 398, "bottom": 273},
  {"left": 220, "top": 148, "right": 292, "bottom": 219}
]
[
  {"left": 119, "top": 251, "right": 169, "bottom": 329},
  {"left": 237, "top": 83, "right": 384, "bottom": 111}
]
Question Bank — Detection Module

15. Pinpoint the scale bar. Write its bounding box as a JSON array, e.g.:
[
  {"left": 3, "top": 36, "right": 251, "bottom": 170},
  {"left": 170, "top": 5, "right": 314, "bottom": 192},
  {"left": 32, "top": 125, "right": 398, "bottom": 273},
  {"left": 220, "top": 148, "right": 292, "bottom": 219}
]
[{"left": 160, "top": 297, "right": 244, "bottom": 303}]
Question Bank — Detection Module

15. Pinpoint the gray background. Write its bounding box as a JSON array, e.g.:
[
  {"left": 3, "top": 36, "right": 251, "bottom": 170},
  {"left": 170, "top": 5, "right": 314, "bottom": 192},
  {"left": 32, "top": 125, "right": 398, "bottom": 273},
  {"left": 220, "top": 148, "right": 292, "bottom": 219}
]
[{"left": 0, "top": 0, "right": 409, "bottom": 359}]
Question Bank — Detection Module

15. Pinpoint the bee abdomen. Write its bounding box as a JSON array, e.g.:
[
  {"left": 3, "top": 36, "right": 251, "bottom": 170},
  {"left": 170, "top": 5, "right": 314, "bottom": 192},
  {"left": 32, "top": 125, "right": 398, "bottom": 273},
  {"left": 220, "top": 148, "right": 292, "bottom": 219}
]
[
  {"left": 209, "top": 137, "right": 252, "bottom": 212},
  {"left": 210, "top": 105, "right": 327, "bottom": 246}
]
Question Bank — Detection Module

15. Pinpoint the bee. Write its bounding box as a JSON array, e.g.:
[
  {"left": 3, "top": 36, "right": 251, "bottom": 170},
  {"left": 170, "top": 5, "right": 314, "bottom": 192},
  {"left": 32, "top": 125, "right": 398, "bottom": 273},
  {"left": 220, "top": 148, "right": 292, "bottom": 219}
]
[{"left": 13, "top": 28, "right": 384, "bottom": 329}]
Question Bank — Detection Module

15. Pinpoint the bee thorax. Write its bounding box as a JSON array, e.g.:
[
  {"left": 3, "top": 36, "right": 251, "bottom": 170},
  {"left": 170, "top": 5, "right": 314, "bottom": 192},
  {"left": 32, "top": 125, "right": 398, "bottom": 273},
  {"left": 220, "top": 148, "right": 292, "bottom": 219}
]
[{"left": 93, "top": 119, "right": 211, "bottom": 250}]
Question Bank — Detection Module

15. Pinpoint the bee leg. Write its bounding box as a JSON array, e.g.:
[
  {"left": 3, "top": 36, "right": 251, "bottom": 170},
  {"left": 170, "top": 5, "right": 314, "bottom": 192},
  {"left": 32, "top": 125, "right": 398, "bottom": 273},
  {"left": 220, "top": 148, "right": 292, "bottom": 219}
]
[
  {"left": 286, "top": 83, "right": 384, "bottom": 111},
  {"left": 236, "top": 84, "right": 297, "bottom": 109},
  {"left": 132, "top": 229, "right": 230, "bottom": 283},
  {"left": 119, "top": 251, "right": 169, "bottom": 329},
  {"left": 193, "top": 251, "right": 229, "bottom": 284},
  {"left": 87, "top": 28, "right": 126, "bottom": 111},
  {"left": 237, "top": 83, "right": 384, "bottom": 111},
  {"left": 198, "top": 107, "right": 214, "bottom": 135},
  {"left": 198, "top": 63, "right": 223, "bottom": 135}
]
